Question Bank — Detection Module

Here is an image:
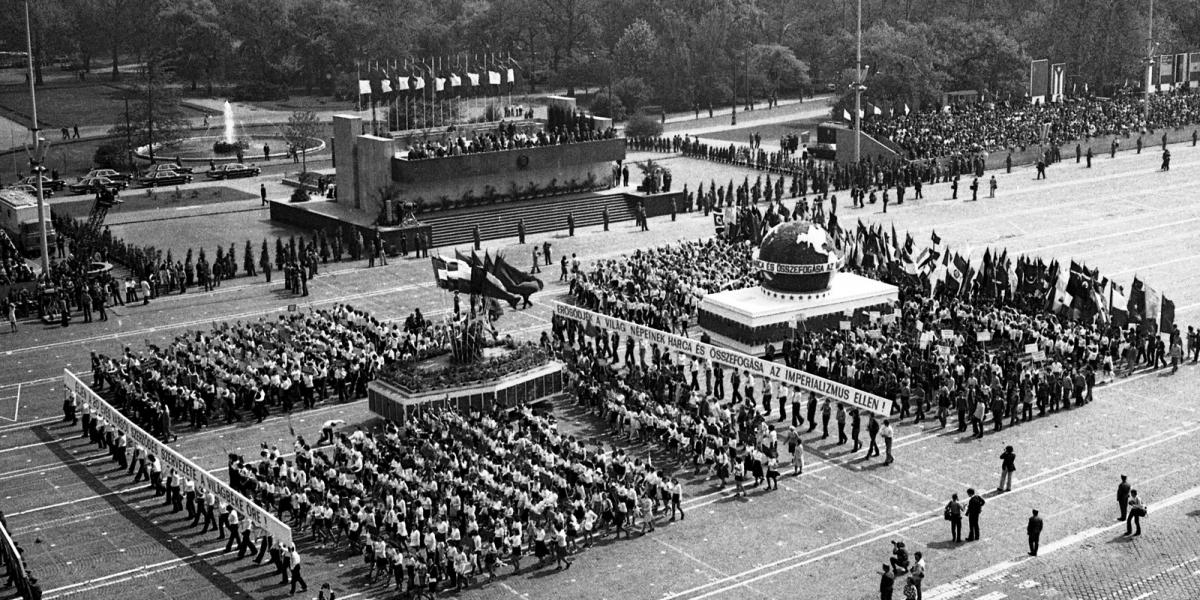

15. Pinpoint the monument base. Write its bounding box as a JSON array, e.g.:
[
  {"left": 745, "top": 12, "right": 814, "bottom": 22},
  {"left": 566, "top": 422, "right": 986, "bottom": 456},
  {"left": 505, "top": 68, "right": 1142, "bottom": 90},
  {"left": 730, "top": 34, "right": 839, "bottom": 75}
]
[
  {"left": 697, "top": 272, "right": 898, "bottom": 355},
  {"left": 367, "top": 361, "right": 565, "bottom": 425}
]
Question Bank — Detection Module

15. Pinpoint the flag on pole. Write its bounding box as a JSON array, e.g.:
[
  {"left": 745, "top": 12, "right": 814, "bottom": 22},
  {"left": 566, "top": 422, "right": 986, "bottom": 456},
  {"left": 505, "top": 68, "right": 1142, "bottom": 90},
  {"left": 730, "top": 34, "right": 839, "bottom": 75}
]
[
  {"left": 358, "top": 80, "right": 371, "bottom": 95},
  {"left": 468, "top": 72, "right": 480, "bottom": 86},
  {"left": 435, "top": 78, "right": 446, "bottom": 92},
  {"left": 872, "top": 104, "right": 882, "bottom": 116},
  {"left": 1109, "top": 281, "right": 1129, "bottom": 328},
  {"left": 843, "top": 109, "right": 852, "bottom": 122},
  {"left": 1143, "top": 283, "right": 1161, "bottom": 332},
  {"left": 903, "top": 103, "right": 910, "bottom": 115},
  {"left": 449, "top": 74, "right": 461, "bottom": 87},
  {"left": 1160, "top": 295, "right": 1175, "bottom": 333},
  {"left": 488, "top": 70, "right": 501, "bottom": 85},
  {"left": 506, "top": 68, "right": 515, "bottom": 84}
]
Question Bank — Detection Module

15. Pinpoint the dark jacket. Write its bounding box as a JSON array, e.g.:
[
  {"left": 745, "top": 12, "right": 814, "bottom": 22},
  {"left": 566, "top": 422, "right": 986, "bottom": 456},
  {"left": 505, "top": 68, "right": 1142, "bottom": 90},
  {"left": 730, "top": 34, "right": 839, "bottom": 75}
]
[
  {"left": 1027, "top": 515, "right": 1043, "bottom": 538},
  {"left": 967, "top": 494, "right": 986, "bottom": 516}
]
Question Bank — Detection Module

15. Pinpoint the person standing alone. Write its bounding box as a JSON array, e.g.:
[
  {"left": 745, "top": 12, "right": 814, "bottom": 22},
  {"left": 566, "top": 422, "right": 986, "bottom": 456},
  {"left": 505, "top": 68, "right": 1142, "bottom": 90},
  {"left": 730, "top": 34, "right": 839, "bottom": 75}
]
[
  {"left": 1027, "top": 509, "right": 1043, "bottom": 556},
  {"left": 998, "top": 446, "right": 1016, "bottom": 493}
]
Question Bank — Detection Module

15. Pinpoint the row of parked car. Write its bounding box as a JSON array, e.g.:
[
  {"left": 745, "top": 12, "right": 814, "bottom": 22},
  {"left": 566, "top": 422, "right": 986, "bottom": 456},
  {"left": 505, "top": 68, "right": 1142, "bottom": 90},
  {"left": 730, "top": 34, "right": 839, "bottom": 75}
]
[{"left": 5, "top": 163, "right": 263, "bottom": 197}]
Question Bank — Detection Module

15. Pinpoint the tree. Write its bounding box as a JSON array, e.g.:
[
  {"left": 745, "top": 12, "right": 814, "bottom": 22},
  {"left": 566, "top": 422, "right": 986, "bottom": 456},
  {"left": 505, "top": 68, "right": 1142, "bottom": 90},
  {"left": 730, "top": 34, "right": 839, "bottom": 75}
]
[
  {"left": 613, "top": 18, "right": 660, "bottom": 83},
  {"left": 158, "top": 0, "right": 231, "bottom": 93},
  {"left": 624, "top": 113, "right": 662, "bottom": 137},
  {"left": 284, "top": 110, "right": 321, "bottom": 173},
  {"left": 750, "top": 44, "right": 811, "bottom": 101},
  {"left": 107, "top": 82, "right": 190, "bottom": 155}
]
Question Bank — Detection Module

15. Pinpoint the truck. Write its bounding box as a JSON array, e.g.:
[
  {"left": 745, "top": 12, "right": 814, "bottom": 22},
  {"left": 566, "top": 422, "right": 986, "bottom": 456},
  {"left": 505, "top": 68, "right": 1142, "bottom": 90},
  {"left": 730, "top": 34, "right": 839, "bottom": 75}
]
[{"left": 0, "top": 188, "right": 56, "bottom": 257}]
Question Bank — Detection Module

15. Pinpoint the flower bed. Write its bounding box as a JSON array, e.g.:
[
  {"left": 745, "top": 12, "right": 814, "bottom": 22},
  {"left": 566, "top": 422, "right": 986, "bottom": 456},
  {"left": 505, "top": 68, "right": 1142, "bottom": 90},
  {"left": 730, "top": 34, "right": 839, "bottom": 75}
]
[{"left": 380, "top": 343, "right": 552, "bottom": 394}]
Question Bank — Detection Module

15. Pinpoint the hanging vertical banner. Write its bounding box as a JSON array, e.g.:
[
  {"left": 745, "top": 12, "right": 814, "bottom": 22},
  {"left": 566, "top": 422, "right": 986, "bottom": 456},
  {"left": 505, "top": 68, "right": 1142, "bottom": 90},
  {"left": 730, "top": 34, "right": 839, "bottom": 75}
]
[
  {"left": 1175, "top": 53, "right": 1189, "bottom": 88},
  {"left": 1190, "top": 53, "right": 1200, "bottom": 83},
  {"left": 1050, "top": 63, "right": 1066, "bottom": 102},
  {"left": 1029, "top": 59, "right": 1049, "bottom": 103},
  {"left": 62, "top": 370, "right": 293, "bottom": 546}
]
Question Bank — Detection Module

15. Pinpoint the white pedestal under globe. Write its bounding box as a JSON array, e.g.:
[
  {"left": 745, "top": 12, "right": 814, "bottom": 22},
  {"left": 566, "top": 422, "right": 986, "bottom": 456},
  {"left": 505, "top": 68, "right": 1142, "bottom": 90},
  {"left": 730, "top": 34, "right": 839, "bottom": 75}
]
[
  {"left": 698, "top": 272, "right": 898, "bottom": 355},
  {"left": 697, "top": 220, "right": 899, "bottom": 355}
]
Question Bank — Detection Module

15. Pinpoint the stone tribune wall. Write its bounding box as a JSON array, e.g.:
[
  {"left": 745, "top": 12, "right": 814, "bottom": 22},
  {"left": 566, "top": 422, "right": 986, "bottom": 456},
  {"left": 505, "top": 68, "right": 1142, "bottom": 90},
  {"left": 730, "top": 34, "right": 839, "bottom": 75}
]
[{"left": 389, "top": 138, "right": 627, "bottom": 207}]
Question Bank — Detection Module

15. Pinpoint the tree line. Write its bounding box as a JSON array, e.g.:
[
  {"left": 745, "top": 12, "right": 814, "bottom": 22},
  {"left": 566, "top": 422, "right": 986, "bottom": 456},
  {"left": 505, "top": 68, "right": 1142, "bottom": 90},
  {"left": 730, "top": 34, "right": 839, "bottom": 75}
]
[{"left": 2, "top": 0, "right": 1198, "bottom": 114}]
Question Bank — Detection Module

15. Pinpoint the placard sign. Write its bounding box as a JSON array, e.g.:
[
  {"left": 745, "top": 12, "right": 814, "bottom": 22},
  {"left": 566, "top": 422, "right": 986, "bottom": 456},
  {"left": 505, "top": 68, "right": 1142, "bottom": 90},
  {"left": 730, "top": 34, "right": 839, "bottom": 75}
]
[
  {"left": 553, "top": 302, "right": 894, "bottom": 415},
  {"left": 63, "top": 370, "right": 292, "bottom": 545},
  {"left": 977, "top": 331, "right": 992, "bottom": 342}
]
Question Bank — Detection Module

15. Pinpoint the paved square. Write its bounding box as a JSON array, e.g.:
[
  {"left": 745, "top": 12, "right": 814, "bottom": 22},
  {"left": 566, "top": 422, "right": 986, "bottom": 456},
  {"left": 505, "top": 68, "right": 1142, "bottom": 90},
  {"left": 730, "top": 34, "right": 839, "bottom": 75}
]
[{"left": 2, "top": 142, "right": 1200, "bottom": 600}]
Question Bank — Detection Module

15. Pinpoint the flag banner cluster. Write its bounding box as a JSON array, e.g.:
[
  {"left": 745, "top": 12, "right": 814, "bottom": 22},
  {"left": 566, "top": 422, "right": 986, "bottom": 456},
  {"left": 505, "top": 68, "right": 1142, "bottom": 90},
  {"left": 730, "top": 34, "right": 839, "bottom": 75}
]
[
  {"left": 62, "top": 369, "right": 294, "bottom": 545},
  {"left": 356, "top": 53, "right": 519, "bottom": 104},
  {"left": 551, "top": 302, "right": 895, "bottom": 416},
  {"left": 431, "top": 250, "right": 543, "bottom": 309},
  {"left": 838, "top": 219, "right": 1176, "bottom": 336}
]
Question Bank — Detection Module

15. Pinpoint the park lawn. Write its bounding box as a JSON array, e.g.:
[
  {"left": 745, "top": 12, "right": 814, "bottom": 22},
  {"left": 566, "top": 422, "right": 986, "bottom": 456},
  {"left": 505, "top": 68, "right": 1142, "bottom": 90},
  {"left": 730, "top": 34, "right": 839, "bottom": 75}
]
[
  {"left": 0, "top": 81, "right": 207, "bottom": 130},
  {"left": 50, "top": 185, "right": 258, "bottom": 219}
]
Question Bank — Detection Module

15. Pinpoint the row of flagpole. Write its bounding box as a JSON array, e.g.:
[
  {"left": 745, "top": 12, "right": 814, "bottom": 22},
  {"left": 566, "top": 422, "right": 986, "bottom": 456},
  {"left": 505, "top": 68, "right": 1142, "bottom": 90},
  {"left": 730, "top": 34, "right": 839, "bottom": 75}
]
[{"left": 356, "top": 53, "right": 519, "bottom": 134}]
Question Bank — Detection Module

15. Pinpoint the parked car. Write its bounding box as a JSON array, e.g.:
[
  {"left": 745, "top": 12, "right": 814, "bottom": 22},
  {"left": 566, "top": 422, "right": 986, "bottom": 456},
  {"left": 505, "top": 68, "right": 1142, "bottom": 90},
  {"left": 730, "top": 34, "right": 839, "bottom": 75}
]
[
  {"left": 137, "top": 171, "right": 193, "bottom": 187},
  {"left": 81, "top": 168, "right": 132, "bottom": 182},
  {"left": 4, "top": 183, "right": 52, "bottom": 198},
  {"left": 206, "top": 163, "right": 261, "bottom": 180},
  {"left": 143, "top": 163, "right": 195, "bottom": 176},
  {"left": 19, "top": 175, "right": 66, "bottom": 192},
  {"left": 69, "top": 176, "right": 127, "bottom": 195}
]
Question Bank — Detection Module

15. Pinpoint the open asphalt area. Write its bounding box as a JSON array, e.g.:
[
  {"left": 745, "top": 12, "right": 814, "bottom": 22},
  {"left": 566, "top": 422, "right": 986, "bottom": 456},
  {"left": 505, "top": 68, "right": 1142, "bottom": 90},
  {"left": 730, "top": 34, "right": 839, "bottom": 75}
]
[{"left": 3, "top": 139, "right": 1200, "bottom": 600}]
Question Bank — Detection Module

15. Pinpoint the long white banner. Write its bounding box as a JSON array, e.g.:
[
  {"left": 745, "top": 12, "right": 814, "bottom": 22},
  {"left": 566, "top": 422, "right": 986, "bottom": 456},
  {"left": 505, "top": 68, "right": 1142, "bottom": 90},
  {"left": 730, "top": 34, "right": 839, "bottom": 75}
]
[
  {"left": 552, "top": 302, "right": 894, "bottom": 416},
  {"left": 62, "top": 370, "right": 293, "bottom": 545}
]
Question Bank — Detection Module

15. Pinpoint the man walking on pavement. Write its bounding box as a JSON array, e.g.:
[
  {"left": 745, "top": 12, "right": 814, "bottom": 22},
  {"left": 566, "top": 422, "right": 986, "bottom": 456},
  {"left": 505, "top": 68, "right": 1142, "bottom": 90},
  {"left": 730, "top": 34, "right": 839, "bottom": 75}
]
[
  {"left": 965, "top": 488, "right": 986, "bottom": 541},
  {"left": 261, "top": 183, "right": 267, "bottom": 206},
  {"left": 1027, "top": 509, "right": 1043, "bottom": 556}
]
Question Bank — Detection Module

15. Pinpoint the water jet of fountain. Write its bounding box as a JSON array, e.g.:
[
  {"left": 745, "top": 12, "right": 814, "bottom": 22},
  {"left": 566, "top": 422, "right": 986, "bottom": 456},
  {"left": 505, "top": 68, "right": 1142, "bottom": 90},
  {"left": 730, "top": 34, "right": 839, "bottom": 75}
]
[{"left": 223, "top": 101, "right": 236, "bottom": 144}]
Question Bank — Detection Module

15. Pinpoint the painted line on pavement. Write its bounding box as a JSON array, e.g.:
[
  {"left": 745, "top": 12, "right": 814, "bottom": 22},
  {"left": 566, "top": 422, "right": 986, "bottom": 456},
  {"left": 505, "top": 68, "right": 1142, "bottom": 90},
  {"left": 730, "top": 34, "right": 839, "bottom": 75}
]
[
  {"left": 42, "top": 548, "right": 225, "bottom": 598},
  {"left": 659, "top": 419, "right": 1200, "bottom": 600},
  {"left": 926, "top": 491, "right": 1200, "bottom": 600}
]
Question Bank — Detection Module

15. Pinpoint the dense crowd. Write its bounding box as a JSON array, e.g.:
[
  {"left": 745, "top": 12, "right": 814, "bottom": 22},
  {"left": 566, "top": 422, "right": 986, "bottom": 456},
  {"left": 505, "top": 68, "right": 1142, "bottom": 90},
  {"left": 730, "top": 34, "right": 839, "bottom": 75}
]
[
  {"left": 568, "top": 238, "right": 758, "bottom": 333},
  {"left": 552, "top": 222, "right": 1189, "bottom": 500},
  {"left": 403, "top": 120, "right": 616, "bottom": 160},
  {"left": 221, "top": 396, "right": 681, "bottom": 595},
  {"left": 634, "top": 134, "right": 983, "bottom": 200},
  {"left": 861, "top": 91, "right": 1200, "bottom": 159},
  {"left": 88, "top": 305, "right": 433, "bottom": 438}
]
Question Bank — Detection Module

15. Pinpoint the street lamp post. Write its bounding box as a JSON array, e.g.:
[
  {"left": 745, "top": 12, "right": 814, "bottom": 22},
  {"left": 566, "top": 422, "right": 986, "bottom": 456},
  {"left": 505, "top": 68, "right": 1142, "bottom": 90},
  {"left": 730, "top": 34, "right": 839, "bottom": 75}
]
[{"left": 23, "top": 0, "right": 50, "bottom": 274}]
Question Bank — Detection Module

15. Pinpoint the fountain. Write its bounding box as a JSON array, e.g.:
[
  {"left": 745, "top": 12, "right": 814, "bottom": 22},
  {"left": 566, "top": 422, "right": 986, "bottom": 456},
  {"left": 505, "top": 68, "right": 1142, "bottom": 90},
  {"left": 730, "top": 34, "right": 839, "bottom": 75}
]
[
  {"left": 223, "top": 101, "right": 237, "bottom": 144},
  {"left": 133, "top": 101, "right": 326, "bottom": 164}
]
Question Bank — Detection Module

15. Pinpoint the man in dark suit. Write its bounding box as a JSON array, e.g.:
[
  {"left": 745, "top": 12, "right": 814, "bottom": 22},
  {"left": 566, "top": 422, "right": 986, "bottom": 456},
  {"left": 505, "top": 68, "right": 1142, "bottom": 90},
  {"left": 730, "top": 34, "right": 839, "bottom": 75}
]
[
  {"left": 965, "top": 488, "right": 986, "bottom": 541},
  {"left": 1117, "top": 475, "right": 1131, "bottom": 521},
  {"left": 1027, "top": 509, "right": 1043, "bottom": 556}
]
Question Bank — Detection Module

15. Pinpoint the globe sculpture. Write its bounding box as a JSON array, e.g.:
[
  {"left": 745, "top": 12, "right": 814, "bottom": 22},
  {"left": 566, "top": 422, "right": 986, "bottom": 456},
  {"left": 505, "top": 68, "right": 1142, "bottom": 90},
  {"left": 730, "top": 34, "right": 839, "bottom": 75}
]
[{"left": 755, "top": 220, "right": 842, "bottom": 295}]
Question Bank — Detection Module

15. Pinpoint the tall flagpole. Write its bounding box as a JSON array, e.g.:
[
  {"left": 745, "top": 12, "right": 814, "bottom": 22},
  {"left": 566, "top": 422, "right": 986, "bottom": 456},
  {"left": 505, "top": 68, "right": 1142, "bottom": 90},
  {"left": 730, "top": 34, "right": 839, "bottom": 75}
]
[
  {"left": 1144, "top": 0, "right": 1154, "bottom": 121},
  {"left": 853, "top": 0, "right": 863, "bottom": 164}
]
